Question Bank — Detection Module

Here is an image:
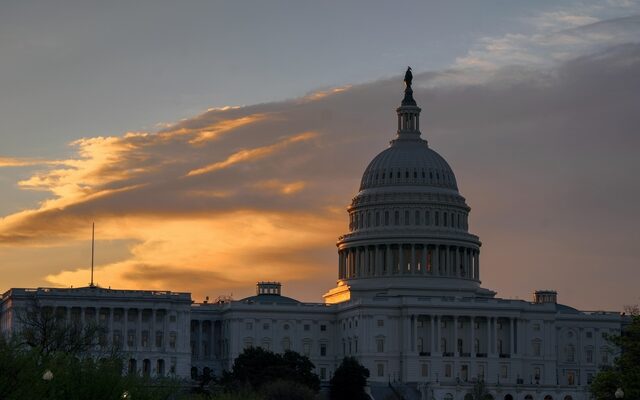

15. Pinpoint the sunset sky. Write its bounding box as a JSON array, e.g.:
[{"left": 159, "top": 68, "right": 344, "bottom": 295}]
[{"left": 1, "top": 1, "right": 639, "bottom": 311}]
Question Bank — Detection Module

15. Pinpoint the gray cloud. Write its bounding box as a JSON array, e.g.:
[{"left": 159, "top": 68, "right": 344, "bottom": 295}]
[{"left": 1, "top": 17, "right": 639, "bottom": 309}]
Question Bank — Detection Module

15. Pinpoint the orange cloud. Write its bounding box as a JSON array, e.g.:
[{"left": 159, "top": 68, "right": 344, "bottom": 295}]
[{"left": 186, "top": 131, "right": 318, "bottom": 176}]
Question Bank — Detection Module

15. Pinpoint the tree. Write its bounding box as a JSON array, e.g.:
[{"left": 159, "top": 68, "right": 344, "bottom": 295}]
[
  {"left": 590, "top": 315, "right": 640, "bottom": 400},
  {"left": 17, "top": 295, "right": 105, "bottom": 357},
  {"left": 221, "top": 347, "right": 320, "bottom": 393},
  {"left": 329, "top": 357, "right": 370, "bottom": 400},
  {"left": 467, "top": 379, "right": 492, "bottom": 400}
]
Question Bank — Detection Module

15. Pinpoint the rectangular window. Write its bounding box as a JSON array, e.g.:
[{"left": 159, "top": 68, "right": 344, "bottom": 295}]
[
  {"left": 169, "top": 314, "right": 177, "bottom": 323},
  {"left": 421, "top": 364, "right": 428, "bottom": 377},
  {"left": 320, "top": 367, "right": 327, "bottom": 380},
  {"left": 404, "top": 210, "right": 410, "bottom": 225},
  {"left": 320, "top": 343, "right": 327, "bottom": 356},
  {"left": 127, "top": 330, "right": 135, "bottom": 347},
  {"left": 304, "top": 324, "right": 310, "bottom": 331},
  {"left": 415, "top": 210, "right": 420, "bottom": 225},
  {"left": 169, "top": 332, "right": 177, "bottom": 349},
  {"left": 385, "top": 212, "right": 390, "bottom": 225},
  {"left": 246, "top": 322, "right": 253, "bottom": 330},
  {"left": 377, "top": 319, "right": 384, "bottom": 327},
  {"left": 500, "top": 365, "right": 508, "bottom": 379},
  {"left": 377, "top": 363, "right": 384, "bottom": 377},
  {"left": 533, "top": 323, "right": 541, "bottom": 331},
  {"left": 586, "top": 331, "right": 593, "bottom": 338},
  {"left": 155, "top": 331, "right": 163, "bottom": 348},
  {"left": 425, "top": 211, "right": 430, "bottom": 225},
  {"left": 394, "top": 211, "right": 400, "bottom": 225},
  {"left": 533, "top": 341, "right": 541, "bottom": 356},
  {"left": 534, "top": 367, "right": 541, "bottom": 381},
  {"left": 263, "top": 323, "right": 269, "bottom": 330},
  {"left": 445, "top": 364, "right": 452, "bottom": 378},
  {"left": 586, "top": 349, "right": 593, "bottom": 363},
  {"left": 320, "top": 324, "right": 327, "bottom": 332},
  {"left": 113, "top": 330, "right": 122, "bottom": 346},
  {"left": 376, "top": 338, "right": 385, "bottom": 353},
  {"left": 303, "top": 342, "right": 311, "bottom": 356},
  {"left": 478, "top": 365, "right": 485, "bottom": 379},
  {"left": 141, "top": 330, "right": 149, "bottom": 347},
  {"left": 375, "top": 212, "right": 380, "bottom": 226}
]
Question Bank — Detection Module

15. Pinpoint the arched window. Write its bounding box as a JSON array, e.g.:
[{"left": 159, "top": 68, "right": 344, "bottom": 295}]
[
  {"left": 564, "top": 396, "right": 573, "bottom": 400},
  {"left": 376, "top": 212, "right": 380, "bottom": 226},
  {"left": 128, "top": 358, "right": 137, "bottom": 375},
  {"left": 435, "top": 211, "right": 439, "bottom": 226},
  {"left": 142, "top": 359, "right": 151, "bottom": 376},
  {"left": 544, "top": 395, "right": 553, "bottom": 400},
  {"left": 394, "top": 211, "right": 400, "bottom": 225},
  {"left": 415, "top": 210, "right": 420, "bottom": 225},
  {"left": 425, "top": 210, "right": 430, "bottom": 225},
  {"left": 524, "top": 396, "right": 534, "bottom": 400},
  {"left": 157, "top": 359, "right": 165, "bottom": 376},
  {"left": 385, "top": 211, "right": 390, "bottom": 226},
  {"left": 504, "top": 395, "right": 514, "bottom": 400},
  {"left": 443, "top": 212, "right": 448, "bottom": 227},
  {"left": 404, "top": 210, "right": 410, "bottom": 225},
  {"left": 444, "top": 394, "right": 454, "bottom": 400}
]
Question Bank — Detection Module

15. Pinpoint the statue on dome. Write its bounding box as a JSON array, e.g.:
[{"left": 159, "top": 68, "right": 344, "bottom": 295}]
[{"left": 404, "top": 66, "right": 413, "bottom": 88}]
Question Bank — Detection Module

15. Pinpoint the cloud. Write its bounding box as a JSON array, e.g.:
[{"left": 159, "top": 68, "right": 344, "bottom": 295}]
[{"left": 1, "top": 15, "right": 639, "bottom": 309}]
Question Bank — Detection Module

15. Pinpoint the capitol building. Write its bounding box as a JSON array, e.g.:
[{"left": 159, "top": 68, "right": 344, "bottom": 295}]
[{"left": 0, "top": 72, "right": 625, "bottom": 400}]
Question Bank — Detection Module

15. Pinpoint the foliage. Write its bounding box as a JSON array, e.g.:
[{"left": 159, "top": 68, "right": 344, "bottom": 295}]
[
  {"left": 0, "top": 336, "right": 181, "bottom": 400},
  {"left": 17, "top": 296, "right": 105, "bottom": 357},
  {"left": 467, "top": 379, "right": 492, "bottom": 400},
  {"left": 221, "top": 347, "right": 320, "bottom": 392},
  {"left": 261, "top": 379, "right": 316, "bottom": 400},
  {"left": 329, "top": 357, "right": 370, "bottom": 400},
  {"left": 590, "top": 315, "right": 640, "bottom": 400}
]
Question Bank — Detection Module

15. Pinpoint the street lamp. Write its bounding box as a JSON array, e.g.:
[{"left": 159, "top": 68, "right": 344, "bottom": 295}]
[
  {"left": 42, "top": 370, "right": 53, "bottom": 381},
  {"left": 615, "top": 388, "right": 624, "bottom": 399}
]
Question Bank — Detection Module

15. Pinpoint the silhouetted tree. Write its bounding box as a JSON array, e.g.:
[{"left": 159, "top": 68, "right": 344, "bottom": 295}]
[
  {"left": 590, "top": 314, "right": 640, "bottom": 400},
  {"left": 329, "top": 357, "right": 370, "bottom": 400},
  {"left": 221, "top": 347, "right": 320, "bottom": 392}
]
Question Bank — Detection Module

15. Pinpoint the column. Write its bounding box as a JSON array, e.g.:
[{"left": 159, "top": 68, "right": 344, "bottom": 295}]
[
  {"left": 364, "top": 246, "right": 371, "bottom": 276},
  {"left": 137, "top": 309, "right": 142, "bottom": 349},
  {"left": 470, "top": 317, "right": 476, "bottom": 357},
  {"left": 411, "top": 244, "right": 416, "bottom": 274},
  {"left": 434, "top": 315, "right": 440, "bottom": 354},
  {"left": 81, "top": 307, "right": 86, "bottom": 325},
  {"left": 398, "top": 244, "right": 404, "bottom": 274},
  {"left": 108, "top": 308, "right": 114, "bottom": 344},
  {"left": 123, "top": 309, "right": 129, "bottom": 350},
  {"left": 493, "top": 317, "right": 498, "bottom": 355},
  {"left": 475, "top": 251, "right": 480, "bottom": 280},
  {"left": 430, "top": 316, "right": 435, "bottom": 354},
  {"left": 453, "top": 315, "right": 459, "bottom": 356},
  {"left": 433, "top": 246, "right": 440, "bottom": 276},
  {"left": 386, "top": 245, "right": 392, "bottom": 276},
  {"left": 152, "top": 309, "right": 157, "bottom": 351},
  {"left": 422, "top": 245, "right": 428, "bottom": 275},
  {"left": 486, "top": 317, "right": 491, "bottom": 355},
  {"left": 510, "top": 318, "right": 516, "bottom": 355},
  {"left": 163, "top": 310, "right": 169, "bottom": 352},
  {"left": 445, "top": 246, "right": 450, "bottom": 275},
  {"left": 198, "top": 320, "right": 204, "bottom": 360}
]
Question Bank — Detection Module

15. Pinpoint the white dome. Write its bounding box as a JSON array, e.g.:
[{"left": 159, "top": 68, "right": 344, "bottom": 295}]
[{"left": 360, "top": 138, "right": 458, "bottom": 192}]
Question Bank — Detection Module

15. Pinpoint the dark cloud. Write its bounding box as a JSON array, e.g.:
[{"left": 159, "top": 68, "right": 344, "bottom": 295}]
[{"left": 1, "top": 20, "right": 639, "bottom": 309}]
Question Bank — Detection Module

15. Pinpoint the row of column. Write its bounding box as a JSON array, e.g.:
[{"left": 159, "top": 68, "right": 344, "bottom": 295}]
[
  {"left": 50, "top": 306, "right": 175, "bottom": 352},
  {"left": 191, "top": 319, "right": 222, "bottom": 360},
  {"left": 338, "top": 244, "right": 479, "bottom": 280},
  {"left": 408, "top": 315, "right": 519, "bottom": 357}
]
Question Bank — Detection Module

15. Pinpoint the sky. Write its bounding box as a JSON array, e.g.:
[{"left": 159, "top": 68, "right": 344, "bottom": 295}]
[{"left": 1, "top": 0, "right": 639, "bottom": 311}]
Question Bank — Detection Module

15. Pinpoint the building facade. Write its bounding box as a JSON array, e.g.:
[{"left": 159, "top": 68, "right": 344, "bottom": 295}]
[{"left": 0, "top": 74, "right": 624, "bottom": 400}]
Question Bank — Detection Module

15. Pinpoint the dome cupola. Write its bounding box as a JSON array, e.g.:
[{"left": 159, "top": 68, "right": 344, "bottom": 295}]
[{"left": 324, "top": 68, "right": 488, "bottom": 304}]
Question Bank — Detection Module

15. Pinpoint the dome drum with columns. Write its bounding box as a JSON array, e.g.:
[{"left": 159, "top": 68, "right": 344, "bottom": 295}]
[{"left": 325, "top": 72, "right": 489, "bottom": 303}]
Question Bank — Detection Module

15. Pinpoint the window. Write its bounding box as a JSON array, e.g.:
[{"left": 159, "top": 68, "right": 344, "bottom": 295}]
[
  {"left": 443, "top": 212, "right": 448, "bottom": 227},
  {"left": 445, "top": 364, "right": 452, "bottom": 378},
  {"left": 304, "top": 324, "right": 310, "bottom": 331},
  {"left": 376, "top": 338, "right": 385, "bottom": 353},
  {"left": 141, "top": 330, "right": 149, "bottom": 347},
  {"left": 421, "top": 363, "right": 429, "bottom": 377},
  {"left": 457, "top": 339, "right": 463, "bottom": 354},
  {"left": 376, "top": 212, "right": 380, "bottom": 226},
  {"left": 320, "top": 324, "right": 327, "bottom": 332},
  {"left": 377, "top": 363, "right": 385, "bottom": 377},
  {"left": 425, "top": 211, "right": 430, "bottom": 225},
  {"left": 478, "top": 365, "right": 485, "bottom": 379},
  {"left": 500, "top": 365, "right": 508, "bottom": 379},
  {"left": 127, "top": 330, "right": 135, "bottom": 347},
  {"left": 385, "top": 211, "right": 389, "bottom": 226},
  {"left": 169, "top": 332, "right": 177, "bottom": 349},
  {"left": 246, "top": 322, "right": 253, "bottom": 330},
  {"left": 404, "top": 210, "right": 410, "bottom": 225},
  {"left": 567, "top": 371, "right": 576, "bottom": 385},
  {"left": 169, "top": 315, "right": 176, "bottom": 323},
  {"left": 394, "top": 211, "right": 400, "bottom": 225},
  {"left": 113, "top": 330, "right": 122, "bottom": 346},
  {"left": 320, "top": 343, "right": 327, "bottom": 356},
  {"left": 435, "top": 212, "right": 439, "bottom": 226},
  {"left": 377, "top": 319, "right": 384, "bottom": 327},
  {"left": 534, "top": 367, "right": 541, "bottom": 381},
  {"left": 417, "top": 338, "right": 423, "bottom": 352},
  {"left": 282, "top": 337, "right": 291, "bottom": 351},
  {"left": 415, "top": 210, "right": 420, "bottom": 225},
  {"left": 263, "top": 323, "right": 270, "bottom": 330},
  {"left": 155, "top": 331, "right": 163, "bottom": 348},
  {"left": 566, "top": 345, "right": 575, "bottom": 362},
  {"left": 532, "top": 340, "right": 541, "bottom": 356},
  {"left": 320, "top": 367, "right": 327, "bottom": 380},
  {"left": 441, "top": 338, "right": 447, "bottom": 353},
  {"left": 170, "top": 358, "right": 176, "bottom": 374},
  {"left": 586, "top": 331, "right": 593, "bottom": 338},
  {"left": 533, "top": 323, "right": 541, "bottom": 331},
  {"left": 586, "top": 348, "right": 593, "bottom": 363},
  {"left": 303, "top": 342, "right": 311, "bottom": 356}
]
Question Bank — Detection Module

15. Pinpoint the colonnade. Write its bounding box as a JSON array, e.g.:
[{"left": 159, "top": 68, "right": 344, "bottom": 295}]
[
  {"left": 338, "top": 244, "right": 479, "bottom": 280},
  {"left": 409, "top": 315, "right": 520, "bottom": 358},
  {"left": 190, "top": 319, "right": 223, "bottom": 361}
]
